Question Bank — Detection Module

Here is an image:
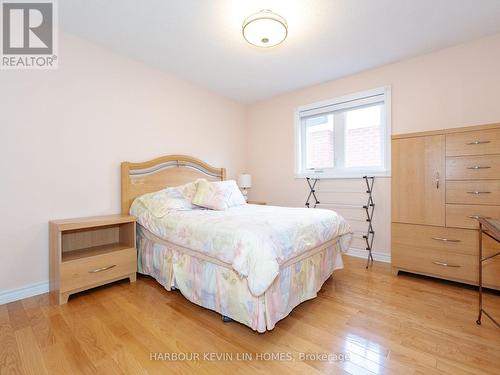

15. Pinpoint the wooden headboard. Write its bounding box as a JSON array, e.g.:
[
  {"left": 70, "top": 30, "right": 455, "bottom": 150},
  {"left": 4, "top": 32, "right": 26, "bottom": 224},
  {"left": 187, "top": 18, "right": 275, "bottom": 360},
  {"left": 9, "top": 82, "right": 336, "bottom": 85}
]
[{"left": 121, "top": 154, "right": 226, "bottom": 214}]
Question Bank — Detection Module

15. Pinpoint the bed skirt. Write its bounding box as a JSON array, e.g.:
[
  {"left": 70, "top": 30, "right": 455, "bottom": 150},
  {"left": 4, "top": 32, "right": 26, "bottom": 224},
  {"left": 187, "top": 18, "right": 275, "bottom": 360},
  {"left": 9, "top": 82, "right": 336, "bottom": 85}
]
[{"left": 136, "top": 225, "right": 346, "bottom": 332}]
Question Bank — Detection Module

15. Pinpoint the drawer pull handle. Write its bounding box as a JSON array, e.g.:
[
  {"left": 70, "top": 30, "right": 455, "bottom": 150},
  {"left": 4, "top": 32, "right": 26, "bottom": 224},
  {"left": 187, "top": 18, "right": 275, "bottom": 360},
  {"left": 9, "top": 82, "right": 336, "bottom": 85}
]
[
  {"left": 432, "top": 261, "right": 461, "bottom": 268},
  {"left": 466, "top": 140, "right": 491, "bottom": 145},
  {"left": 431, "top": 237, "right": 461, "bottom": 243},
  {"left": 468, "top": 215, "right": 492, "bottom": 220},
  {"left": 88, "top": 265, "right": 116, "bottom": 273},
  {"left": 467, "top": 191, "right": 491, "bottom": 195},
  {"left": 467, "top": 166, "right": 491, "bottom": 170}
]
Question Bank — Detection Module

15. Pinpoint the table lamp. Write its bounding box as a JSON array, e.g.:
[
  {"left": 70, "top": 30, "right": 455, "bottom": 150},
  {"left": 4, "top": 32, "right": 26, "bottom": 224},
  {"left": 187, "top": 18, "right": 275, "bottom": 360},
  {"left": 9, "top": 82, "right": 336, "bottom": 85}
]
[{"left": 238, "top": 174, "right": 252, "bottom": 201}]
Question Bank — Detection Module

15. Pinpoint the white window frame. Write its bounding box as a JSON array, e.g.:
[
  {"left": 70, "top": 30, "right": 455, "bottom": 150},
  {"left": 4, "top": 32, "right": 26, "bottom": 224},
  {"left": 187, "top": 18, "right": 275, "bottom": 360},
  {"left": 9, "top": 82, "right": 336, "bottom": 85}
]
[{"left": 294, "top": 86, "right": 391, "bottom": 179}]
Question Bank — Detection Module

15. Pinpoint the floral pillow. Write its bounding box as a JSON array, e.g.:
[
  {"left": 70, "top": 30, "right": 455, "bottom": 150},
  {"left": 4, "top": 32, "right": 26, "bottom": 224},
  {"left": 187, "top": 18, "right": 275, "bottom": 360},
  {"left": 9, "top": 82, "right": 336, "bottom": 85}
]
[
  {"left": 165, "top": 181, "right": 198, "bottom": 201},
  {"left": 135, "top": 180, "right": 203, "bottom": 218},
  {"left": 192, "top": 179, "right": 246, "bottom": 210},
  {"left": 136, "top": 189, "right": 194, "bottom": 218}
]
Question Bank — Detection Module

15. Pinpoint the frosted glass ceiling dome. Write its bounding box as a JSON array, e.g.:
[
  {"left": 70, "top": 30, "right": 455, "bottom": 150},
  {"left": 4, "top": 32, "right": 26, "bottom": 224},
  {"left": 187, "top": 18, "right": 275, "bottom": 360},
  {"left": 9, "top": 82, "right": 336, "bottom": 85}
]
[{"left": 242, "top": 10, "right": 288, "bottom": 48}]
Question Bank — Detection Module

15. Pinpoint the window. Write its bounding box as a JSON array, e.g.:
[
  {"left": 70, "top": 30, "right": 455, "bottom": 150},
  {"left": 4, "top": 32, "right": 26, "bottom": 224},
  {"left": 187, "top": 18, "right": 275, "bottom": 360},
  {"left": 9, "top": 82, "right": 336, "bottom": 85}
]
[{"left": 295, "top": 87, "right": 391, "bottom": 178}]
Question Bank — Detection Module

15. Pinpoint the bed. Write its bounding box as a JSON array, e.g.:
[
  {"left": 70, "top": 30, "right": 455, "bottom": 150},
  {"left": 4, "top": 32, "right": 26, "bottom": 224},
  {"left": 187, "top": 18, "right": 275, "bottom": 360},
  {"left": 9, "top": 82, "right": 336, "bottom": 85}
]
[{"left": 121, "top": 155, "right": 353, "bottom": 332}]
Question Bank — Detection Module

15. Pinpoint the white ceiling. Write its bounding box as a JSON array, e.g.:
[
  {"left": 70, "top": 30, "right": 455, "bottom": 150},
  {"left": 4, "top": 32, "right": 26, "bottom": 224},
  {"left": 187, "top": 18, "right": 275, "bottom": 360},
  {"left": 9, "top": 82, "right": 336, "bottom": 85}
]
[{"left": 60, "top": 0, "right": 500, "bottom": 103}]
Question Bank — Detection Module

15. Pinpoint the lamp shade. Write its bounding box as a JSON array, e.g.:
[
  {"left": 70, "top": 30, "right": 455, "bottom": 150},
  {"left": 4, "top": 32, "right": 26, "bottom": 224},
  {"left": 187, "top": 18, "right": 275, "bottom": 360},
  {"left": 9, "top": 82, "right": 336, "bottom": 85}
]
[
  {"left": 242, "top": 10, "right": 288, "bottom": 48},
  {"left": 238, "top": 174, "right": 252, "bottom": 189}
]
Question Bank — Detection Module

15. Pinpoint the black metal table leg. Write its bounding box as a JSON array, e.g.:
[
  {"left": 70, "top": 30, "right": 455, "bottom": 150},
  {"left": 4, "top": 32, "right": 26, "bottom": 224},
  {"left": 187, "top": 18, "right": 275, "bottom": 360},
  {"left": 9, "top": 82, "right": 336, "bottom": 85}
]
[{"left": 477, "top": 222, "right": 483, "bottom": 325}]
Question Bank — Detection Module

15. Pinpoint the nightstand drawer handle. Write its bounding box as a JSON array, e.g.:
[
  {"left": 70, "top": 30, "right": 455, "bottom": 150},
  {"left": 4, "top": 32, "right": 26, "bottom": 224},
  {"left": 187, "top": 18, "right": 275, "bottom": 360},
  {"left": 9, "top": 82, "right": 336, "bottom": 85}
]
[
  {"left": 467, "top": 191, "right": 491, "bottom": 195},
  {"left": 467, "top": 165, "right": 491, "bottom": 170},
  {"left": 432, "top": 261, "right": 461, "bottom": 268},
  {"left": 466, "top": 140, "right": 491, "bottom": 145},
  {"left": 431, "top": 237, "right": 461, "bottom": 242},
  {"left": 468, "top": 215, "right": 492, "bottom": 220},
  {"left": 88, "top": 265, "right": 116, "bottom": 273}
]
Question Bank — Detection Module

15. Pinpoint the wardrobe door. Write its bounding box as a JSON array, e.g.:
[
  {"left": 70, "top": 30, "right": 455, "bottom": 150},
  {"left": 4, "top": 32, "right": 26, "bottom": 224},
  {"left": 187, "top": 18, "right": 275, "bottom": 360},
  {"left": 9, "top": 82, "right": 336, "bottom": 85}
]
[{"left": 392, "top": 135, "right": 445, "bottom": 226}]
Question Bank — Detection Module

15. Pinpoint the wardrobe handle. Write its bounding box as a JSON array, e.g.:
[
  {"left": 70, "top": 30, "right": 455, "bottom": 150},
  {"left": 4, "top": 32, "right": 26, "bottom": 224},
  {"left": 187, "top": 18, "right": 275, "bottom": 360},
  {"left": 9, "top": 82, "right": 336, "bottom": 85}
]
[
  {"left": 431, "top": 237, "right": 461, "bottom": 243},
  {"left": 435, "top": 172, "right": 440, "bottom": 189},
  {"left": 432, "top": 261, "right": 461, "bottom": 268},
  {"left": 467, "top": 191, "right": 491, "bottom": 195},
  {"left": 88, "top": 265, "right": 116, "bottom": 273},
  {"left": 467, "top": 166, "right": 491, "bottom": 170},
  {"left": 468, "top": 215, "right": 492, "bottom": 220},
  {"left": 466, "top": 140, "right": 491, "bottom": 145}
]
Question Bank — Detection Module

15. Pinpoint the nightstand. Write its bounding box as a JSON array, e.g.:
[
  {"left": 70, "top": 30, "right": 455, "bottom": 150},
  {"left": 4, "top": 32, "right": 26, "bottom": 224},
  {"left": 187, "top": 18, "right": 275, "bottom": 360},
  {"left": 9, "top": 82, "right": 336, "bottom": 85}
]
[
  {"left": 49, "top": 214, "right": 137, "bottom": 304},
  {"left": 248, "top": 201, "right": 267, "bottom": 205}
]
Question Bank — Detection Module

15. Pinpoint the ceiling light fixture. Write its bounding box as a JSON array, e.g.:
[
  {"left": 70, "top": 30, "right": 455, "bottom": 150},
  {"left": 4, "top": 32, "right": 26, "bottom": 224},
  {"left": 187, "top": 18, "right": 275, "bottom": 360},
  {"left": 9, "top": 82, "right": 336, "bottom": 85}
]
[{"left": 242, "top": 9, "right": 288, "bottom": 48}]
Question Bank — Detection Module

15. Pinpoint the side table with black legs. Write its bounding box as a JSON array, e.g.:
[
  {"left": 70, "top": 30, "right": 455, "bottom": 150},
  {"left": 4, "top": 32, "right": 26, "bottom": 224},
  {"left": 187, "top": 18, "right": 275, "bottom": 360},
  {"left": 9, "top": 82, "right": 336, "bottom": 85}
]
[{"left": 476, "top": 217, "right": 500, "bottom": 328}]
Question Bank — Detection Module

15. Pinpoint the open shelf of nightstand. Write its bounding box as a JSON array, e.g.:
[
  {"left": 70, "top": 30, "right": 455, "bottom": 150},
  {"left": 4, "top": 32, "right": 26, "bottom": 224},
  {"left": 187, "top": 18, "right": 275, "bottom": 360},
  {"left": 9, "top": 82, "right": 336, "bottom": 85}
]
[
  {"left": 61, "top": 243, "right": 133, "bottom": 262},
  {"left": 50, "top": 215, "right": 137, "bottom": 304}
]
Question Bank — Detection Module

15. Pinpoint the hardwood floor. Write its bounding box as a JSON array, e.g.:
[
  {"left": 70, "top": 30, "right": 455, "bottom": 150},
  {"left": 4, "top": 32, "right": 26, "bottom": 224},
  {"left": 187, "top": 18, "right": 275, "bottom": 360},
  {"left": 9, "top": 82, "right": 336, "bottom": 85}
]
[{"left": 1, "top": 256, "right": 499, "bottom": 375}]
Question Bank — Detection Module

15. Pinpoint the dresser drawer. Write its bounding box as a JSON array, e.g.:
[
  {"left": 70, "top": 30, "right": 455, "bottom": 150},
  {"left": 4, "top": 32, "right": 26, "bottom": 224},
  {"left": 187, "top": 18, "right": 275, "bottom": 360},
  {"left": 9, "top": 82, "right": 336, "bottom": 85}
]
[
  {"left": 392, "top": 223, "right": 500, "bottom": 288},
  {"left": 392, "top": 223, "right": 477, "bottom": 255},
  {"left": 392, "top": 223, "right": 477, "bottom": 283},
  {"left": 60, "top": 247, "right": 136, "bottom": 293},
  {"left": 446, "top": 204, "right": 500, "bottom": 229},
  {"left": 392, "top": 244, "right": 477, "bottom": 284},
  {"left": 446, "top": 181, "right": 500, "bottom": 205},
  {"left": 446, "top": 128, "right": 500, "bottom": 156},
  {"left": 446, "top": 155, "right": 500, "bottom": 180}
]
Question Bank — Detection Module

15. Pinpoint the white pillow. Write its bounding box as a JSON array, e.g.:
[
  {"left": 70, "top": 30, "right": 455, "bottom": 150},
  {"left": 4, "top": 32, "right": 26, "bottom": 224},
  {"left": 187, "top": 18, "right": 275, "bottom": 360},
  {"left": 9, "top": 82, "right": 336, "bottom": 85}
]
[
  {"left": 192, "top": 179, "right": 246, "bottom": 210},
  {"left": 216, "top": 180, "right": 247, "bottom": 207}
]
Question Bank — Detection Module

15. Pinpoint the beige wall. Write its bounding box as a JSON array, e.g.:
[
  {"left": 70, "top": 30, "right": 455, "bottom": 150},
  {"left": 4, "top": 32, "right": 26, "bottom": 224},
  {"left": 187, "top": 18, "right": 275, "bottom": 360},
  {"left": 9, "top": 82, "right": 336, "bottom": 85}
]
[
  {"left": 246, "top": 32, "right": 500, "bottom": 257},
  {"left": 0, "top": 33, "right": 246, "bottom": 294},
  {"left": 2, "top": 30, "right": 500, "bottom": 297}
]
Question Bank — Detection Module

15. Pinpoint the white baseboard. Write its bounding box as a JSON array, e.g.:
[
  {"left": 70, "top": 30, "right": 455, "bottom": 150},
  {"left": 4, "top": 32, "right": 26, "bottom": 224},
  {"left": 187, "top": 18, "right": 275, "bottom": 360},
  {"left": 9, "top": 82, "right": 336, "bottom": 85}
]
[
  {"left": 0, "top": 281, "right": 49, "bottom": 305},
  {"left": 345, "top": 247, "right": 391, "bottom": 263}
]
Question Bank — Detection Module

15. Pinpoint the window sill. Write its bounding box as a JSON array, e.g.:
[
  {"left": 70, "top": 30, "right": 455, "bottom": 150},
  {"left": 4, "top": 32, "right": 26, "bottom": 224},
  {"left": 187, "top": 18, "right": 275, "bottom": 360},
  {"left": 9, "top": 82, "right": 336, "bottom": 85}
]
[{"left": 294, "top": 171, "right": 391, "bottom": 179}]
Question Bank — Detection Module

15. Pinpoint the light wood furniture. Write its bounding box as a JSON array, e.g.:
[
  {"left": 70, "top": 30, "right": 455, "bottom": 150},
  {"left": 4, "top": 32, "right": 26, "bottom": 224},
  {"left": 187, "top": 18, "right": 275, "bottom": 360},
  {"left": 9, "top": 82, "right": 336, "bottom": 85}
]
[
  {"left": 392, "top": 135, "right": 445, "bottom": 226},
  {"left": 121, "top": 154, "right": 225, "bottom": 214},
  {"left": 49, "top": 215, "right": 137, "bottom": 304},
  {"left": 4, "top": 256, "right": 500, "bottom": 375},
  {"left": 392, "top": 123, "right": 500, "bottom": 289}
]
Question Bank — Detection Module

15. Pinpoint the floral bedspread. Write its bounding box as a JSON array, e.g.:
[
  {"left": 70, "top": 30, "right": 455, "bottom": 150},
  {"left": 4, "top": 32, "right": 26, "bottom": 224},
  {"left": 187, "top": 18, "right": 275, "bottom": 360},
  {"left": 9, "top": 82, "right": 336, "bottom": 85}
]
[{"left": 130, "top": 201, "right": 352, "bottom": 296}]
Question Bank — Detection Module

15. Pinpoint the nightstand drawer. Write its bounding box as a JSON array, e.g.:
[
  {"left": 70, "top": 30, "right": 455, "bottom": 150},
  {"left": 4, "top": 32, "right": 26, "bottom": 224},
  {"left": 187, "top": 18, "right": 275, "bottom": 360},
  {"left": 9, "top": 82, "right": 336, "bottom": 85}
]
[{"left": 60, "top": 247, "right": 136, "bottom": 293}]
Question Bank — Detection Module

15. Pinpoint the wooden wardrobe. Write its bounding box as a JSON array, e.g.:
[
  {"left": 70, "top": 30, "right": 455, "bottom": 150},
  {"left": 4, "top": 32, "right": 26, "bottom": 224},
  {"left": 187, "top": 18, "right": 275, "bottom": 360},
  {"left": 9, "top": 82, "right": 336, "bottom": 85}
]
[{"left": 391, "top": 123, "right": 500, "bottom": 289}]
